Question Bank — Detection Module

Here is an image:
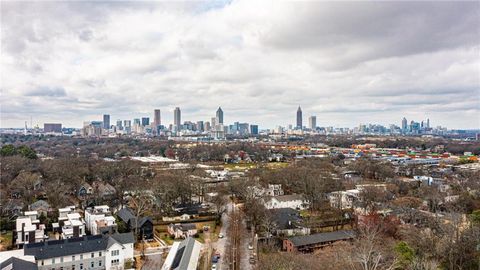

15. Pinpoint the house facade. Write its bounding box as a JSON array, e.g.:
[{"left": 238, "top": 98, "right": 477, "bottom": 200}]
[
  {"left": 167, "top": 223, "right": 197, "bottom": 239},
  {"left": 23, "top": 233, "right": 134, "bottom": 270},
  {"left": 264, "top": 195, "right": 307, "bottom": 210}
]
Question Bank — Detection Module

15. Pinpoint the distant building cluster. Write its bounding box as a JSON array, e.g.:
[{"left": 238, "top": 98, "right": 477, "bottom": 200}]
[
  {"left": 3, "top": 106, "right": 477, "bottom": 140},
  {"left": 79, "top": 106, "right": 260, "bottom": 140}
]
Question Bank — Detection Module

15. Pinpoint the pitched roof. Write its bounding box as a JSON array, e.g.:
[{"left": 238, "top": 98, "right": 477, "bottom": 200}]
[
  {"left": 29, "top": 200, "right": 50, "bottom": 210},
  {"left": 24, "top": 235, "right": 108, "bottom": 260},
  {"left": 24, "top": 233, "right": 134, "bottom": 260},
  {"left": 170, "top": 223, "right": 196, "bottom": 231},
  {"left": 164, "top": 237, "right": 202, "bottom": 270},
  {"left": 273, "top": 194, "right": 304, "bottom": 202},
  {"left": 117, "top": 208, "right": 135, "bottom": 223},
  {"left": 117, "top": 208, "right": 152, "bottom": 229},
  {"left": 0, "top": 257, "right": 38, "bottom": 270},
  {"left": 111, "top": 232, "right": 135, "bottom": 245},
  {"left": 287, "top": 230, "right": 355, "bottom": 247},
  {"left": 267, "top": 208, "right": 302, "bottom": 230}
]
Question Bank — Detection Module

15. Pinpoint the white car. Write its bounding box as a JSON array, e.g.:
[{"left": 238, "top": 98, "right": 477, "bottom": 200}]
[
  {"left": 211, "top": 264, "right": 217, "bottom": 270},
  {"left": 218, "top": 233, "right": 224, "bottom": 238}
]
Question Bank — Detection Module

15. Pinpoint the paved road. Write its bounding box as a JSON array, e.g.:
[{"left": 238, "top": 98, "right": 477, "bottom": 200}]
[
  {"left": 212, "top": 201, "right": 232, "bottom": 270},
  {"left": 238, "top": 205, "right": 253, "bottom": 270}
]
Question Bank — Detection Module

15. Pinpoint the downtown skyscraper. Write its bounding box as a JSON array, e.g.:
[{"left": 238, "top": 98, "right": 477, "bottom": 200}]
[
  {"left": 296, "top": 106, "right": 303, "bottom": 129},
  {"left": 216, "top": 107, "right": 224, "bottom": 125},
  {"left": 103, "top": 114, "right": 110, "bottom": 129},
  {"left": 174, "top": 107, "right": 181, "bottom": 131}
]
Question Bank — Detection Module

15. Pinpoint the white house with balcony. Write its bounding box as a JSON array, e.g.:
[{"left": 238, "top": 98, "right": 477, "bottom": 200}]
[
  {"left": 85, "top": 205, "right": 117, "bottom": 235},
  {"left": 15, "top": 211, "right": 46, "bottom": 247}
]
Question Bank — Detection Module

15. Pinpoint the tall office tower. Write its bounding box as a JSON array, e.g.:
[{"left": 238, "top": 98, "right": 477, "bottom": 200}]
[
  {"left": 116, "top": 120, "right": 123, "bottom": 130},
  {"left": 296, "top": 106, "right": 302, "bottom": 129},
  {"left": 154, "top": 109, "right": 161, "bottom": 127},
  {"left": 401, "top": 117, "right": 408, "bottom": 132},
  {"left": 133, "top": 118, "right": 141, "bottom": 126},
  {"left": 103, "top": 114, "right": 110, "bottom": 129},
  {"left": 426, "top": 118, "right": 430, "bottom": 129},
  {"left": 205, "top": 121, "right": 211, "bottom": 131},
  {"left": 196, "top": 121, "right": 204, "bottom": 132},
  {"left": 216, "top": 107, "right": 224, "bottom": 124},
  {"left": 174, "top": 107, "right": 181, "bottom": 130},
  {"left": 211, "top": 117, "right": 217, "bottom": 127},
  {"left": 309, "top": 116, "right": 317, "bottom": 130},
  {"left": 250, "top": 124, "right": 259, "bottom": 135},
  {"left": 141, "top": 117, "right": 150, "bottom": 127}
]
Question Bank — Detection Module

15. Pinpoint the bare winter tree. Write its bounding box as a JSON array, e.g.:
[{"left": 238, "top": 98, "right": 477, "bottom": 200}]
[{"left": 347, "top": 220, "right": 397, "bottom": 270}]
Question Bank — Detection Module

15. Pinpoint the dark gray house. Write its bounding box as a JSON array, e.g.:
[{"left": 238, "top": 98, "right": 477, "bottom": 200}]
[{"left": 117, "top": 207, "right": 153, "bottom": 240}]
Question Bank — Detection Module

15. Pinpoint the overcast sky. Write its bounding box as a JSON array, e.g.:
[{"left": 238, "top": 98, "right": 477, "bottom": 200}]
[{"left": 1, "top": 1, "right": 479, "bottom": 129}]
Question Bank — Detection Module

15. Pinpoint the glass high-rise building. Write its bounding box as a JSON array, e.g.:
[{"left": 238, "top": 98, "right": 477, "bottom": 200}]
[
  {"left": 309, "top": 116, "right": 316, "bottom": 130},
  {"left": 154, "top": 109, "right": 161, "bottom": 126},
  {"left": 296, "top": 106, "right": 302, "bottom": 129},
  {"left": 174, "top": 107, "right": 181, "bottom": 130},
  {"left": 141, "top": 117, "right": 150, "bottom": 127},
  {"left": 103, "top": 114, "right": 110, "bottom": 129},
  {"left": 216, "top": 107, "right": 223, "bottom": 124}
]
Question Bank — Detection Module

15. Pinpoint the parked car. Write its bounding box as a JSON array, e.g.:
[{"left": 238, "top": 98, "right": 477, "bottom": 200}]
[
  {"left": 218, "top": 233, "right": 224, "bottom": 238},
  {"left": 212, "top": 255, "right": 219, "bottom": 263},
  {"left": 212, "top": 264, "right": 217, "bottom": 270},
  {"left": 248, "top": 243, "right": 253, "bottom": 250}
]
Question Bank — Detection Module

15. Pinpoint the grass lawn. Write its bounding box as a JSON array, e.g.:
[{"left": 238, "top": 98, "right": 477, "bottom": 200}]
[
  {"left": 0, "top": 231, "right": 13, "bottom": 251},
  {"left": 223, "top": 163, "right": 257, "bottom": 171}
]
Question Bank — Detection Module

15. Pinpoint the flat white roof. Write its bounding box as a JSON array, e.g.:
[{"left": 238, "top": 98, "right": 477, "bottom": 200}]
[
  {"left": 131, "top": 156, "right": 177, "bottom": 163},
  {"left": 24, "top": 211, "right": 37, "bottom": 216},
  {"left": 67, "top": 213, "right": 81, "bottom": 219}
]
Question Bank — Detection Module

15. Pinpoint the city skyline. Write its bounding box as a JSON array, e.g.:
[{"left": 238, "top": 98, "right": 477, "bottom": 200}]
[{"left": 1, "top": 1, "right": 479, "bottom": 129}]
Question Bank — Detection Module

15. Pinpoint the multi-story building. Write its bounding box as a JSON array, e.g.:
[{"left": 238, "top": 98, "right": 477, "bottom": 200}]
[
  {"left": 84, "top": 206, "right": 117, "bottom": 235},
  {"left": 141, "top": 117, "right": 149, "bottom": 127},
  {"left": 153, "top": 109, "right": 161, "bottom": 134},
  {"left": 250, "top": 124, "right": 259, "bottom": 135},
  {"left": 174, "top": 107, "right": 181, "bottom": 131},
  {"left": 103, "top": 115, "right": 110, "bottom": 130},
  {"left": 296, "top": 106, "right": 302, "bottom": 129},
  {"left": 15, "top": 211, "right": 46, "bottom": 247},
  {"left": 308, "top": 116, "right": 316, "bottom": 130},
  {"left": 23, "top": 233, "right": 135, "bottom": 270},
  {"left": 216, "top": 107, "right": 223, "bottom": 124}
]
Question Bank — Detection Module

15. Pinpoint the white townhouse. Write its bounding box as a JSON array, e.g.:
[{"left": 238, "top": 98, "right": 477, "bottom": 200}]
[
  {"left": 264, "top": 194, "right": 308, "bottom": 210},
  {"left": 22, "top": 233, "right": 135, "bottom": 270}
]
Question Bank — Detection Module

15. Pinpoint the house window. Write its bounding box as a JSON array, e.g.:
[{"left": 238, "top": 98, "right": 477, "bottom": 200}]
[
  {"left": 99, "top": 251, "right": 102, "bottom": 257},
  {"left": 111, "top": 259, "right": 119, "bottom": 265},
  {"left": 99, "top": 261, "right": 102, "bottom": 267},
  {"left": 111, "top": 250, "right": 119, "bottom": 256},
  {"left": 72, "top": 255, "right": 75, "bottom": 261},
  {"left": 72, "top": 265, "right": 75, "bottom": 270},
  {"left": 91, "top": 252, "right": 94, "bottom": 258},
  {"left": 41, "top": 260, "right": 44, "bottom": 266},
  {"left": 60, "top": 257, "right": 64, "bottom": 263},
  {"left": 79, "top": 263, "right": 83, "bottom": 269},
  {"left": 80, "top": 255, "right": 83, "bottom": 260},
  {"left": 52, "top": 258, "right": 55, "bottom": 264},
  {"left": 91, "top": 262, "right": 94, "bottom": 268}
]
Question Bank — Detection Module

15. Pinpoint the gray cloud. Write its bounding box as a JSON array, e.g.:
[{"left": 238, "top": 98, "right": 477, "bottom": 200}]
[
  {"left": 0, "top": 1, "right": 478, "bottom": 129},
  {"left": 25, "top": 87, "right": 67, "bottom": 97}
]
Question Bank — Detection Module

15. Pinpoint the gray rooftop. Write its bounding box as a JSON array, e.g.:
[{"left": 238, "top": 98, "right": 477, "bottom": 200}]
[
  {"left": 171, "top": 237, "right": 197, "bottom": 270},
  {"left": 288, "top": 230, "right": 355, "bottom": 247},
  {"left": 0, "top": 257, "right": 38, "bottom": 270},
  {"left": 24, "top": 233, "right": 134, "bottom": 260}
]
